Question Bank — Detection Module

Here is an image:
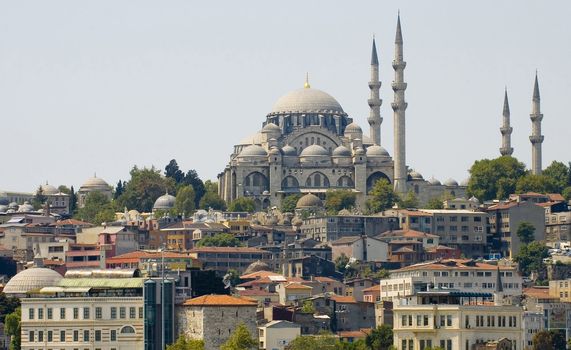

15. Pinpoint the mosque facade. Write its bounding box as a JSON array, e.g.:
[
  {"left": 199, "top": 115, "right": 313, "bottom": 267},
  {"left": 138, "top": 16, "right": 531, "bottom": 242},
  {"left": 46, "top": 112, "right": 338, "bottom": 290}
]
[{"left": 218, "top": 16, "right": 466, "bottom": 211}]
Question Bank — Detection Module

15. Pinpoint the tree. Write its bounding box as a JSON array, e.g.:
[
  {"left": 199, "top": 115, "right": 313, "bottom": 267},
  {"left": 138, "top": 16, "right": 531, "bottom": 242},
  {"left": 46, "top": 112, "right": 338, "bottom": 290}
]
[
  {"left": 181, "top": 170, "right": 206, "bottom": 208},
  {"left": 286, "top": 334, "right": 337, "bottom": 350},
  {"left": 228, "top": 198, "right": 256, "bottom": 213},
  {"left": 301, "top": 300, "right": 315, "bottom": 314},
  {"left": 399, "top": 190, "right": 419, "bottom": 209},
  {"left": 0, "top": 293, "right": 20, "bottom": 323},
  {"left": 516, "top": 222, "right": 536, "bottom": 245},
  {"left": 165, "top": 159, "right": 185, "bottom": 184},
  {"left": 516, "top": 174, "right": 558, "bottom": 194},
  {"left": 563, "top": 186, "right": 571, "bottom": 201},
  {"left": 325, "top": 190, "right": 356, "bottom": 214},
  {"left": 117, "top": 166, "right": 176, "bottom": 212},
  {"left": 196, "top": 233, "right": 241, "bottom": 247},
  {"left": 75, "top": 192, "right": 115, "bottom": 225},
  {"left": 69, "top": 186, "right": 77, "bottom": 215},
  {"left": 175, "top": 185, "right": 196, "bottom": 216},
  {"left": 282, "top": 194, "right": 302, "bottom": 213},
  {"left": 367, "top": 179, "right": 399, "bottom": 213},
  {"left": 57, "top": 185, "right": 71, "bottom": 194},
  {"left": 335, "top": 253, "right": 350, "bottom": 274},
  {"left": 204, "top": 180, "right": 218, "bottom": 194},
  {"left": 220, "top": 323, "right": 257, "bottom": 350},
  {"left": 532, "top": 330, "right": 566, "bottom": 350},
  {"left": 513, "top": 241, "right": 549, "bottom": 276},
  {"left": 425, "top": 196, "right": 444, "bottom": 209},
  {"left": 365, "top": 324, "right": 393, "bottom": 350},
  {"left": 114, "top": 180, "right": 124, "bottom": 200},
  {"left": 199, "top": 192, "right": 227, "bottom": 210},
  {"left": 543, "top": 161, "right": 570, "bottom": 193},
  {"left": 467, "top": 156, "right": 526, "bottom": 201},
  {"left": 5, "top": 307, "right": 21, "bottom": 350},
  {"left": 166, "top": 334, "right": 205, "bottom": 350},
  {"left": 32, "top": 186, "right": 47, "bottom": 209}
]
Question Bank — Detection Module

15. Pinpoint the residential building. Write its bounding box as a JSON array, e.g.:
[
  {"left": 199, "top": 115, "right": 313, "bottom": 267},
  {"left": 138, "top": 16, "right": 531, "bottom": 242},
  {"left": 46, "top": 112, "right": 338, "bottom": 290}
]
[
  {"left": 344, "top": 278, "right": 376, "bottom": 302},
  {"left": 176, "top": 294, "right": 257, "bottom": 350},
  {"left": 549, "top": 279, "right": 571, "bottom": 302},
  {"left": 258, "top": 320, "right": 301, "bottom": 350},
  {"left": 98, "top": 226, "right": 140, "bottom": 258},
  {"left": 276, "top": 282, "right": 313, "bottom": 305},
  {"left": 331, "top": 235, "right": 388, "bottom": 262},
  {"left": 545, "top": 210, "right": 571, "bottom": 242},
  {"left": 188, "top": 246, "right": 275, "bottom": 274},
  {"left": 161, "top": 221, "right": 229, "bottom": 250},
  {"left": 301, "top": 215, "right": 398, "bottom": 242},
  {"left": 284, "top": 255, "right": 336, "bottom": 279}
]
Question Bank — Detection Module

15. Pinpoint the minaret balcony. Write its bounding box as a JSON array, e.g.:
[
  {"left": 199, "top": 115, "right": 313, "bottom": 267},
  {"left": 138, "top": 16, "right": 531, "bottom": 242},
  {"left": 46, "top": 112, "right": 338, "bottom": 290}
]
[
  {"left": 391, "top": 102, "right": 408, "bottom": 111},
  {"left": 392, "top": 61, "right": 407, "bottom": 69},
  {"left": 530, "top": 114, "right": 543, "bottom": 122},
  {"left": 368, "top": 81, "right": 381, "bottom": 89},
  {"left": 500, "top": 126, "right": 513, "bottom": 135},
  {"left": 529, "top": 135, "right": 544, "bottom": 144},
  {"left": 391, "top": 82, "right": 408, "bottom": 91},
  {"left": 368, "top": 98, "right": 382, "bottom": 107},
  {"left": 500, "top": 147, "right": 514, "bottom": 155}
]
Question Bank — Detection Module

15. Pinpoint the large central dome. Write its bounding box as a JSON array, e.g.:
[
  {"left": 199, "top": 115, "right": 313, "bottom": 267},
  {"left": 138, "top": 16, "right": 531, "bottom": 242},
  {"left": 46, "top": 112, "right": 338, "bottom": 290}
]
[{"left": 270, "top": 88, "right": 345, "bottom": 115}]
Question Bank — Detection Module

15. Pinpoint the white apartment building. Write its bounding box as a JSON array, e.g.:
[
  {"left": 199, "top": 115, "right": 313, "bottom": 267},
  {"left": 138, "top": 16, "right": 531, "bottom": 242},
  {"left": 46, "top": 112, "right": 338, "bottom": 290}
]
[{"left": 379, "top": 259, "right": 522, "bottom": 302}]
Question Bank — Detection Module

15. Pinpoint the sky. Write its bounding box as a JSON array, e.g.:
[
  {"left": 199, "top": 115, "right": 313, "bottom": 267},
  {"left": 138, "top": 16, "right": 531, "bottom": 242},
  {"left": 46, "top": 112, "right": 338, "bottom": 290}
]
[{"left": 1, "top": 1, "right": 570, "bottom": 192}]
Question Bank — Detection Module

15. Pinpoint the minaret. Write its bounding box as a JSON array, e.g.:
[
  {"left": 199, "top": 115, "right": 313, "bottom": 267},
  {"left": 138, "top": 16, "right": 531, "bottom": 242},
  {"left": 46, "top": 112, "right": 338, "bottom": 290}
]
[
  {"left": 529, "top": 72, "right": 544, "bottom": 175},
  {"left": 392, "top": 13, "right": 408, "bottom": 195},
  {"left": 499, "top": 88, "right": 514, "bottom": 156},
  {"left": 368, "top": 37, "right": 382, "bottom": 145}
]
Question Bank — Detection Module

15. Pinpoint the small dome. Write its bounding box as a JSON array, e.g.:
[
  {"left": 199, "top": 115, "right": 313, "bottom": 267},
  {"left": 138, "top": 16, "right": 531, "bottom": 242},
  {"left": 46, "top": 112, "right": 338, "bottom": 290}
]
[
  {"left": 332, "top": 145, "right": 352, "bottom": 157},
  {"left": 153, "top": 193, "right": 176, "bottom": 210},
  {"left": 444, "top": 178, "right": 459, "bottom": 187},
  {"left": 8, "top": 202, "right": 18, "bottom": 209},
  {"left": 0, "top": 205, "right": 8, "bottom": 213},
  {"left": 410, "top": 170, "right": 424, "bottom": 180},
  {"left": 300, "top": 144, "right": 329, "bottom": 157},
  {"left": 239, "top": 144, "right": 268, "bottom": 157},
  {"left": 344, "top": 122, "right": 362, "bottom": 136},
  {"left": 366, "top": 145, "right": 390, "bottom": 157},
  {"left": 262, "top": 123, "right": 281, "bottom": 133},
  {"left": 81, "top": 176, "right": 110, "bottom": 191},
  {"left": 3, "top": 267, "right": 63, "bottom": 295},
  {"left": 18, "top": 201, "right": 35, "bottom": 212},
  {"left": 296, "top": 193, "right": 323, "bottom": 209},
  {"left": 271, "top": 88, "right": 345, "bottom": 115},
  {"left": 269, "top": 147, "right": 281, "bottom": 155},
  {"left": 243, "top": 260, "right": 271, "bottom": 275},
  {"left": 238, "top": 132, "right": 264, "bottom": 146},
  {"left": 281, "top": 145, "right": 297, "bottom": 156},
  {"left": 354, "top": 147, "right": 365, "bottom": 155},
  {"left": 428, "top": 178, "right": 441, "bottom": 186},
  {"left": 39, "top": 183, "right": 58, "bottom": 195}
]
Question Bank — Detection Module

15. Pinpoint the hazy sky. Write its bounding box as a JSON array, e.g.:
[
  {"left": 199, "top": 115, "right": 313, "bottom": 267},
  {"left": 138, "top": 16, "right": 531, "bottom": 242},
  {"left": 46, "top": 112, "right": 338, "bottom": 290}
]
[{"left": 1, "top": 1, "right": 570, "bottom": 192}]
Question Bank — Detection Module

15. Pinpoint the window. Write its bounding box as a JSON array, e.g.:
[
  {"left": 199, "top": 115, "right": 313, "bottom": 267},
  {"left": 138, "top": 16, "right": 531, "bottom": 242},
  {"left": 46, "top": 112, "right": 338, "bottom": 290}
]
[
  {"left": 95, "top": 307, "right": 102, "bottom": 319},
  {"left": 129, "top": 307, "right": 136, "bottom": 319},
  {"left": 424, "top": 315, "right": 429, "bottom": 326},
  {"left": 29, "top": 331, "right": 34, "bottom": 342},
  {"left": 461, "top": 216, "right": 468, "bottom": 222},
  {"left": 111, "top": 307, "right": 117, "bottom": 319},
  {"left": 29, "top": 308, "right": 35, "bottom": 320},
  {"left": 38, "top": 331, "right": 44, "bottom": 342},
  {"left": 120, "top": 307, "right": 126, "bottom": 319},
  {"left": 84, "top": 330, "right": 90, "bottom": 341},
  {"left": 110, "top": 330, "right": 117, "bottom": 341},
  {"left": 95, "top": 330, "right": 101, "bottom": 342},
  {"left": 447, "top": 315, "right": 452, "bottom": 326},
  {"left": 139, "top": 307, "right": 143, "bottom": 318},
  {"left": 73, "top": 308, "right": 79, "bottom": 319},
  {"left": 60, "top": 308, "right": 66, "bottom": 319},
  {"left": 83, "top": 307, "right": 90, "bottom": 319},
  {"left": 48, "top": 330, "right": 53, "bottom": 342},
  {"left": 73, "top": 330, "right": 79, "bottom": 342},
  {"left": 60, "top": 330, "right": 65, "bottom": 342},
  {"left": 47, "top": 308, "right": 53, "bottom": 319},
  {"left": 450, "top": 216, "right": 458, "bottom": 222},
  {"left": 38, "top": 308, "right": 44, "bottom": 319}
]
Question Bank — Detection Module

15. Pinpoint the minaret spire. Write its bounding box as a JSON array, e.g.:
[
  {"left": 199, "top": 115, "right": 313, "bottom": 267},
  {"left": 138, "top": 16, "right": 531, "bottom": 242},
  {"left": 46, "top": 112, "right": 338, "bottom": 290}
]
[
  {"left": 368, "top": 36, "right": 382, "bottom": 145},
  {"left": 500, "top": 88, "right": 514, "bottom": 156},
  {"left": 392, "top": 13, "right": 408, "bottom": 195},
  {"left": 530, "top": 72, "right": 544, "bottom": 175}
]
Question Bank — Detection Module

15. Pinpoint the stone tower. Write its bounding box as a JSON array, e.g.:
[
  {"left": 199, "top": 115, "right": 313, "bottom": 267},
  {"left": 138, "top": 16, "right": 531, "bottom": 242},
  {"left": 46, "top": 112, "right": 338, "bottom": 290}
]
[
  {"left": 529, "top": 73, "right": 544, "bottom": 175},
  {"left": 368, "top": 37, "right": 382, "bottom": 146},
  {"left": 392, "top": 14, "right": 408, "bottom": 195},
  {"left": 500, "top": 88, "right": 514, "bottom": 156}
]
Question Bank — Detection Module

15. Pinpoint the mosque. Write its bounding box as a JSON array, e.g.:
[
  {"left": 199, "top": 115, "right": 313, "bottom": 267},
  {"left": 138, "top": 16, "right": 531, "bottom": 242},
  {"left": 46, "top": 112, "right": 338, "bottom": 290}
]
[{"left": 217, "top": 15, "right": 467, "bottom": 211}]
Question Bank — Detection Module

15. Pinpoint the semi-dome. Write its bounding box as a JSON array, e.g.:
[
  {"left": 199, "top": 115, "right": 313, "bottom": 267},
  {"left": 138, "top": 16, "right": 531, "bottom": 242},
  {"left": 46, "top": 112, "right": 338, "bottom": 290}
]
[
  {"left": 81, "top": 176, "right": 110, "bottom": 189},
  {"left": 153, "top": 192, "right": 176, "bottom": 210},
  {"left": 409, "top": 170, "right": 424, "bottom": 180},
  {"left": 366, "top": 145, "right": 390, "bottom": 157},
  {"left": 262, "top": 122, "right": 281, "bottom": 133},
  {"left": 18, "top": 201, "right": 35, "bottom": 212},
  {"left": 300, "top": 144, "right": 329, "bottom": 157},
  {"left": 271, "top": 88, "right": 345, "bottom": 115},
  {"left": 444, "top": 178, "right": 459, "bottom": 187},
  {"left": 332, "top": 145, "right": 352, "bottom": 157},
  {"left": 38, "top": 183, "right": 58, "bottom": 195},
  {"left": 281, "top": 145, "right": 297, "bottom": 156},
  {"left": 239, "top": 144, "right": 268, "bottom": 157},
  {"left": 3, "top": 267, "right": 63, "bottom": 295},
  {"left": 428, "top": 178, "right": 441, "bottom": 186},
  {"left": 296, "top": 193, "right": 323, "bottom": 209}
]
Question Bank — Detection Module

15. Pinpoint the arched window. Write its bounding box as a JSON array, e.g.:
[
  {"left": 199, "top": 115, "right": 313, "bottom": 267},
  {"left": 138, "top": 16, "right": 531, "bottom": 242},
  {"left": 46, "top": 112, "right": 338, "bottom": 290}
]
[
  {"left": 244, "top": 172, "right": 269, "bottom": 195},
  {"left": 281, "top": 176, "right": 299, "bottom": 189},
  {"left": 336, "top": 176, "right": 354, "bottom": 188},
  {"left": 366, "top": 172, "right": 391, "bottom": 194},
  {"left": 120, "top": 326, "right": 135, "bottom": 334},
  {"left": 305, "top": 172, "right": 330, "bottom": 188}
]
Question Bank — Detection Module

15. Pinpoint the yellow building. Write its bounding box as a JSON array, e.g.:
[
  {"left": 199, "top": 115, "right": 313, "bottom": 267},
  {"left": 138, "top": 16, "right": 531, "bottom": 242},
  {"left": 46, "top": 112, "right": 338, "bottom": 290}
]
[{"left": 549, "top": 279, "right": 571, "bottom": 302}]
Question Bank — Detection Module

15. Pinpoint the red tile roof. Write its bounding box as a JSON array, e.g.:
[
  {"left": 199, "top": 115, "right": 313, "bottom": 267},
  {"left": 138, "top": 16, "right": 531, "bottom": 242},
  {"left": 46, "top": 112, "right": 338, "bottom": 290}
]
[
  {"left": 330, "top": 295, "right": 357, "bottom": 304},
  {"left": 362, "top": 285, "right": 380, "bottom": 293},
  {"left": 393, "top": 259, "right": 516, "bottom": 272},
  {"left": 190, "top": 247, "right": 268, "bottom": 254},
  {"left": 183, "top": 294, "right": 257, "bottom": 306},
  {"left": 379, "top": 229, "right": 438, "bottom": 239}
]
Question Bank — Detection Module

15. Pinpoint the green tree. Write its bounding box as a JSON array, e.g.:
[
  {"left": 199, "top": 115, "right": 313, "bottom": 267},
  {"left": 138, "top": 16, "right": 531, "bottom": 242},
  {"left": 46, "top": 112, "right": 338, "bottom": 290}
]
[
  {"left": 467, "top": 156, "right": 526, "bottom": 201},
  {"left": 117, "top": 166, "right": 176, "bottom": 212},
  {"left": 399, "top": 190, "right": 419, "bottom": 209},
  {"left": 325, "top": 190, "right": 356, "bottom": 214},
  {"left": 57, "top": 185, "right": 71, "bottom": 194},
  {"left": 286, "top": 334, "right": 337, "bottom": 350},
  {"left": 228, "top": 197, "right": 256, "bottom": 213},
  {"left": 75, "top": 192, "right": 115, "bottom": 225},
  {"left": 181, "top": 170, "right": 206, "bottom": 208},
  {"left": 220, "top": 323, "right": 257, "bottom": 350},
  {"left": 543, "top": 161, "right": 570, "bottom": 193},
  {"left": 196, "top": 233, "right": 241, "bottom": 247},
  {"left": 199, "top": 192, "right": 227, "bottom": 210},
  {"left": 425, "top": 196, "right": 444, "bottom": 209},
  {"left": 204, "top": 180, "right": 218, "bottom": 194},
  {"left": 69, "top": 186, "right": 77, "bottom": 215},
  {"left": 281, "top": 194, "right": 302, "bottom": 213},
  {"left": 365, "top": 324, "right": 393, "bottom": 350},
  {"left": 166, "top": 334, "right": 205, "bottom": 350},
  {"left": 5, "top": 307, "right": 21, "bottom": 350},
  {"left": 516, "top": 174, "right": 558, "bottom": 194},
  {"left": 563, "top": 186, "right": 571, "bottom": 201},
  {"left": 175, "top": 185, "right": 196, "bottom": 216},
  {"left": 114, "top": 180, "right": 124, "bottom": 200},
  {"left": 301, "top": 300, "right": 315, "bottom": 314},
  {"left": 0, "top": 293, "right": 20, "bottom": 323},
  {"left": 367, "top": 179, "right": 399, "bottom": 213},
  {"left": 32, "top": 186, "right": 46, "bottom": 209},
  {"left": 532, "top": 329, "right": 566, "bottom": 350},
  {"left": 513, "top": 241, "right": 549, "bottom": 276},
  {"left": 165, "top": 159, "right": 185, "bottom": 184},
  {"left": 516, "top": 221, "right": 536, "bottom": 245},
  {"left": 335, "top": 253, "right": 350, "bottom": 274}
]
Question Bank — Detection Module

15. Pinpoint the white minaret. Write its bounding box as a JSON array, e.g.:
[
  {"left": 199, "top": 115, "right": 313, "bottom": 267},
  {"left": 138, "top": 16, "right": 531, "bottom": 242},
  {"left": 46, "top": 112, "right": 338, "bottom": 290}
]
[
  {"left": 392, "top": 14, "right": 408, "bottom": 195},
  {"left": 530, "top": 73, "right": 544, "bottom": 175},
  {"left": 368, "top": 37, "right": 382, "bottom": 146},
  {"left": 500, "top": 88, "right": 514, "bottom": 156}
]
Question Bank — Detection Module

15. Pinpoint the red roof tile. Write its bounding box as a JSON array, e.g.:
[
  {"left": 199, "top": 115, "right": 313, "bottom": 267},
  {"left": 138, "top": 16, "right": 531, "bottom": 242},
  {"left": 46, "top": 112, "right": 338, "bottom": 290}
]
[{"left": 183, "top": 294, "right": 257, "bottom": 306}]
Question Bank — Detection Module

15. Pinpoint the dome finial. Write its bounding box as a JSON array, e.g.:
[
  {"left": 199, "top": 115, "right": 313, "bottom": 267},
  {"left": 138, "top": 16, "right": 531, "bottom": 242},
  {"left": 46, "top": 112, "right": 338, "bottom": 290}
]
[{"left": 304, "top": 72, "right": 311, "bottom": 89}]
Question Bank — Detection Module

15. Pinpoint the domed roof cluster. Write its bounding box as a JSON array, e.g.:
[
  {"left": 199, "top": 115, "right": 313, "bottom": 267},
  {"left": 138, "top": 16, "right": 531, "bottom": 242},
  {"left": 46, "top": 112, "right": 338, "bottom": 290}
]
[
  {"left": 271, "top": 88, "right": 345, "bottom": 115},
  {"left": 428, "top": 178, "right": 441, "bottom": 186},
  {"left": 300, "top": 144, "right": 329, "bottom": 157},
  {"left": 444, "top": 178, "right": 459, "bottom": 187},
  {"left": 239, "top": 144, "right": 268, "bottom": 157},
  {"left": 3, "top": 267, "right": 63, "bottom": 295},
  {"left": 262, "top": 122, "right": 281, "bottom": 133},
  {"left": 332, "top": 145, "right": 352, "bottom": 157},
  {"left": 39, "top": 183, "right": 58, "bottom": 195},
  {"left": 296, "top": 193, "right": 323, "bottom": 209},
  {"left": 18, "top": 201, "right": 35, "bottom": 212},
  {"left": 366, "top": 145, "right": 390, "bottom": 157},
  {"left": 153, "top": 192, "right": 176, "bottom": 210}
]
